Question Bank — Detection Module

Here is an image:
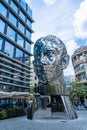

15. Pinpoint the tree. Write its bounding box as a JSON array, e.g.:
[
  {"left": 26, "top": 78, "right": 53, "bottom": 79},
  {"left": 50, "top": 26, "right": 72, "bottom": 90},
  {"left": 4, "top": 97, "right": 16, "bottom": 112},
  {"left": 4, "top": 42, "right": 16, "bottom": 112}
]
[{"left": 69, "top": 81, "right": 86, "bottom": 101}]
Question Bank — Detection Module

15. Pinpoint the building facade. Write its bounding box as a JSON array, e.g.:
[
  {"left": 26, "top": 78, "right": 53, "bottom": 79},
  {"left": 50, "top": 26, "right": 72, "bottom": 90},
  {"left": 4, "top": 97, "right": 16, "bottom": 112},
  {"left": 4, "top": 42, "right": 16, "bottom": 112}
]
[
  {"left": 72, "top": 46, "right": 87, "bottom": 86},
  {"left": 0, "top": 0, "right": 34, "bottom": 92},
  {"left": 64, "top": 75, "right": 75, "bottom": 88},
  {"left": 30, "top": 62, "right": 38, "bottom": 93}
]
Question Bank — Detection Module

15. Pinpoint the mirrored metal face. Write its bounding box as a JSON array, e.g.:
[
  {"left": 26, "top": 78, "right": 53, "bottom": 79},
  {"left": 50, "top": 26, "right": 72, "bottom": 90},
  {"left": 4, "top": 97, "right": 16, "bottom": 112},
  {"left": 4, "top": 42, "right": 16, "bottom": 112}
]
[
  {"left": 41, "top": 49, "right": 62, "bottom": 82},
  {"left": 41, "top": 50, "right": 57, "bottom": 65},
  {"left": 33, "top": 35, "right": 69, "bottom": 85}
]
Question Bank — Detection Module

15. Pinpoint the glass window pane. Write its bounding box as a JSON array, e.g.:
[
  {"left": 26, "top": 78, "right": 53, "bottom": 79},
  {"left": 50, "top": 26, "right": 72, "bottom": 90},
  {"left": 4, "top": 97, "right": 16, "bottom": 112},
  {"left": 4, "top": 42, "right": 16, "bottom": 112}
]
[
  {"left": 24, "top": 54, "right": 30, "bottom": 65},
  {"left": 9, "top": 12, "right": 17, "bottom": 26},
  {"left": 0, "top": 3, "right": 7, "bottom": 17},
  {"left": 0, "top": 37, "right": 3, "bottom": 51},
  {"left": 4, "top": 41, "right": 14, "bottom": 57},
  {"left": 6, "top": 26, "right": 16, "bottom": 41},
  {"left": 80, "top": 64, "right": 84, "bottom": 70},
  {"left": 26, "top": 29, "right": 31, "bottom": 38},
  {"left": 0, "top": 19, "right": 5, "bottom": 33},
  {"left": 25, "top": 41, "right": 31, "bottom": 52},
  {"left": 27, "top": 18, "right": 32, "bottom": 28},
  {"left": 82, "top": 72, "right": 86, "bottom": 79},
  {"left": 17, "top": 0, "right": 20, "bottom": 2},
  {"left": 20, "top": 0, "right": 26, "bottom": 10},
  {"left": 11, "top": 0, "right": 18, "bottom": 13},
  {"left": 5, "top": 0, "right": 9, "bottom": 3},
  {"left": 18, "top": 22, "right": 25, "bottom": 33},
  {"left": 15, "top": 48, "right": 23, "bottom": 61},
  {"left": 19, "top": 10, "right": 25, "bottom": 21},
  {"left": 27, "top": 6, "right": 32, "bottom": 17},
  {"left": 17, "top": 34, "right": 24, "bottom": 47}
]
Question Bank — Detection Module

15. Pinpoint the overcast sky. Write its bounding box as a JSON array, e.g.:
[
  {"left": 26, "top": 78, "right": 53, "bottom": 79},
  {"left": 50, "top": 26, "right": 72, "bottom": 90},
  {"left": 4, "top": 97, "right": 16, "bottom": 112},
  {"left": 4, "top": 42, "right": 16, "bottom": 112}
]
[{"left": 25, "top": 0, "right": 87, "bottom": 76}]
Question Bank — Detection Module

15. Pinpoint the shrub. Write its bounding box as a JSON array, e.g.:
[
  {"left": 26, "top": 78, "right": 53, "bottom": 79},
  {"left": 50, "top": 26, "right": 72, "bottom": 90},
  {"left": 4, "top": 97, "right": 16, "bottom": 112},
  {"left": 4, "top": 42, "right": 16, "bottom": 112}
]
[{"left": 0, "top": 110, "right": 7, "bottom": 119}]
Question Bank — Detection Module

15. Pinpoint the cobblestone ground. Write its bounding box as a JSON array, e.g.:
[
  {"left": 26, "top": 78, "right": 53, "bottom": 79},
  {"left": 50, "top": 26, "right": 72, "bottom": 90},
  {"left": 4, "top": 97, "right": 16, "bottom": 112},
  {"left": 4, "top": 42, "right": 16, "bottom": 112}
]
[{"left": 0, "top": 109, "right": 87, "bottom": 130}]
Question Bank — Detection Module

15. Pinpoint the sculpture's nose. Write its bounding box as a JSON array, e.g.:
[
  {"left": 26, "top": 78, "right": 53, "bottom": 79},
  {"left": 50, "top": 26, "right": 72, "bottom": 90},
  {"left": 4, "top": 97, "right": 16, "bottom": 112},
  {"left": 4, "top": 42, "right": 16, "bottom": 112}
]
[{"left": 41, "top": 57, "right": 47, "bottom": 65}]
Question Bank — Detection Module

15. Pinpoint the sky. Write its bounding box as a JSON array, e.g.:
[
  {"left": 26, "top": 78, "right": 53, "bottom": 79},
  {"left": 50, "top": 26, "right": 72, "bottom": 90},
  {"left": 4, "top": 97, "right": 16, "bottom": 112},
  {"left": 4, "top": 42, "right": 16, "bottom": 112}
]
[{"left": 25, "top": 0, "right": 87, "bottom": 76}]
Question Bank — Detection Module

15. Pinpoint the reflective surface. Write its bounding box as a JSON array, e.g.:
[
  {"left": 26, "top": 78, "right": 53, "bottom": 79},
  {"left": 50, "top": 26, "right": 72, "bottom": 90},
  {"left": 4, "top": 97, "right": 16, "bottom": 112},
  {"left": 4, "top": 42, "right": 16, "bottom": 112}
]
[
  {"left": 18, "top": 22, "right": 25, "bottom": 34},
  {"left": 17, "top": 34, "right": 24, "bottom": 48},
  {"left": 19, "top": 10, "right": 25, "bottom": 21},
  {"left": 0, "top": 20, "right": 5, "bottom": 33},
  {"left": 11, "top": 0, "right": 18, "bottom": 13},
  {"left": 0, "top": 3, "right": 7, "bottom": 17},
  {"left": 33, "top": 35, "right": 69, "bottom": 94},
  {"left": 6, "top": 26, "right": 16, "bottom": 41},
  {"left": 15, "top": 48, "right": 23, "bottom": 61},
  {"left": 9, "top": 12, "right": 17, "bottom": 26},
  {"left": 0, "top": 37, "right": 3, "bottom": 50},
  {"left": 0, "top": 0, "right": 33, "bottom": 92},
  {"left": 4, "top": 41, "right": 14, "bottom": 57}
]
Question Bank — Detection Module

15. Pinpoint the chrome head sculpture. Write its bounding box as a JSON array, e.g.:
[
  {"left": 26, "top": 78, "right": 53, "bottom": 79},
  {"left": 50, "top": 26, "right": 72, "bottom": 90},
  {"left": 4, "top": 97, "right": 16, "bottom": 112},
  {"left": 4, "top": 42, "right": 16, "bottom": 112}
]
[{"left": 33, "top": 35, "right": 69, "bottom": 94}]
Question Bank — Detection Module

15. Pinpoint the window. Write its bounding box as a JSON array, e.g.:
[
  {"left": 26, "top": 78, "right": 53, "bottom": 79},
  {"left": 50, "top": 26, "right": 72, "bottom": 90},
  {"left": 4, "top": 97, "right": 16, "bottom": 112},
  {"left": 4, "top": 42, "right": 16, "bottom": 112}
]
[
  {"left": 17, "top": 34, "right": 24, "bottom": 47},
  {"left": 35, "top": 76, "right": 37, "bottom": 80},
  {"left": 15, "top": 48, "right": 23, "bottom": 61},
  {"left": 27, "top": 6, "right": 32, "bottom": 17},
  {"left": 27, "top": 18, "right": 32, "bottom": 28},
  {"left": 25, "top": 41, "right": 31, "bottom": 52},
  {"left": 79, "top": 64, "right": 84, "bottom": 70},
  {"left": 0, "top": 37, "right": 3, "bottom": 51},
  {"left": 9, "top": 12, "right": 17, "bottom": 26},
  {"left": 18, "top": 22, "right": 25, "bottom": 33},
  {"left": 76, "top": 72, "right": 86, "bottom": 80},
  {"left": 26, "top": 29, "right": 31, "bottom": 38},
  {"left": 76, "top": 74, "right": 81, "bottom": 80},
  {"left": 11, "top": 0, "right": 18, "bottom": 13},
  {"left": 0, "top": 3, "right": 7, "bottom": 17},
  {"left": 1, "top": 72, "right": 11, "bottom": 77},
  {"left": 4, "top": 41, "right": 14, "bottom": 57},
  {"left": 19, "top": 10, "right": 25, "bottom": 21},
  {"left": 82, "top": 72, "right": 86, "bottom": 79},
  {"left": 20, "top": 0, "right": 26, "bottom": 10},
  {"left": 23, "top": 54, "right": 30, "bottom": 64},
  {"left": 0, "top": 19, "right": 5, "bottom": 33},
  {"left": 6, "top": 26, "right": 16, "bottom": 41},
  {"left": 80, "top": 54, "right": 83, "bottom": 60},
  {"left": 5, "top": 0, "right": 9, "bottom": 3},
  {"left": 17, "top": 0, "right": 20, "bottom": 2}
]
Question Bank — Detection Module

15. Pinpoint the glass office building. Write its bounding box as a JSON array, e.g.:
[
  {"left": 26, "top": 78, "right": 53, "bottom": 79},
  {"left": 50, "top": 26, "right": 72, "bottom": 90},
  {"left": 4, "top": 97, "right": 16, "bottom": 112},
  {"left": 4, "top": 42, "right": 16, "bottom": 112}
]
[{"left": 0, "top": 0, "right": 34, "bottom": 92}]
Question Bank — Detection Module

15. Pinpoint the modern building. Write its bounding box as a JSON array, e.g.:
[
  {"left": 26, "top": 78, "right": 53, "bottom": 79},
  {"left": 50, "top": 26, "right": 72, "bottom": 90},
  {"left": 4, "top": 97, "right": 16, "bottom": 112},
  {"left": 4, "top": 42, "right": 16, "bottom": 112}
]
[
  {"left": 64, "top": 75, "right": 75, "bottom": 94},
  {"left": 30, "top": 61, "right": 38, "bottom": 93},
  {"left": 72, "top": 45, "right": 87, "bottom": 86},
  {"left": 64, "top": 75, "right": 75, "bottom": 88},
  {"left": 0, "top": 0, "right": 34, "bottom": 92}
]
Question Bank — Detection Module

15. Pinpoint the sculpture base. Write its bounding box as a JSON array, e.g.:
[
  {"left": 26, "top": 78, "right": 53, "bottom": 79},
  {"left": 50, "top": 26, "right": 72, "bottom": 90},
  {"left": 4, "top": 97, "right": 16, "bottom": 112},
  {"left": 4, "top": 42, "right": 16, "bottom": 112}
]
[{"left": 51, "top": 95, "right": 78, "bottom": 119}]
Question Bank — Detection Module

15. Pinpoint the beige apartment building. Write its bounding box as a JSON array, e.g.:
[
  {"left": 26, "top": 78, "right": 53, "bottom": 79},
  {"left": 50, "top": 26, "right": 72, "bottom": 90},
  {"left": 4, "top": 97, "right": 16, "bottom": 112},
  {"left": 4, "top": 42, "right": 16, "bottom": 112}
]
[{"left": 72, "top": 45, "right": 87, "bottom": 86}]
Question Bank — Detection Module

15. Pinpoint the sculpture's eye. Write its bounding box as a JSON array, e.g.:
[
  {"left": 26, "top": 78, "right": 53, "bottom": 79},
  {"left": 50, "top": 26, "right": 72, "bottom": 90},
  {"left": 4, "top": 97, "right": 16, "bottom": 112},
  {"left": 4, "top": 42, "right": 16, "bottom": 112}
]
[
  {"left": 44, "top": 51, "right": 48, "bottom": 55},
  {"left": 46, "top": 52, "right": 55, "bottom": 62}
]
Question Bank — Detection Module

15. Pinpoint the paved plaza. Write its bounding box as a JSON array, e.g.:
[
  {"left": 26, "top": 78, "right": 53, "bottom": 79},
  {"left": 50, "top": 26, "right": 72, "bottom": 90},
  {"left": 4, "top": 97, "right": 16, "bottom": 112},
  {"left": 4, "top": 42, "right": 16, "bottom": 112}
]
[{"left": 0, "top": 109, "right": 87, "bottom": 130}]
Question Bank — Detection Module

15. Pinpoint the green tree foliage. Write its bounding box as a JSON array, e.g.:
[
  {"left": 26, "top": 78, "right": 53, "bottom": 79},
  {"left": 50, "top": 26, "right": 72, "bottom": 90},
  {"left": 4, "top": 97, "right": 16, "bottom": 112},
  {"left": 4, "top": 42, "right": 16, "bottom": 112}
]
[{"left": 69, "top": 81, "right": 87, "bottom": 101}]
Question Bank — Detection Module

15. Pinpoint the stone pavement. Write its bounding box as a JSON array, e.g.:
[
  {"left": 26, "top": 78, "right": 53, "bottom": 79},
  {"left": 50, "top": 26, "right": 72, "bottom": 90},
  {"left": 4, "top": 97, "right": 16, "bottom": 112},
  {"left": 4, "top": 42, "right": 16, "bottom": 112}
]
[
  {"left": 0, "top": 109, "right": 87, "bottom": 130},
  {"left": 33, "top": 108, "right": 69, "bottom": 120}
]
